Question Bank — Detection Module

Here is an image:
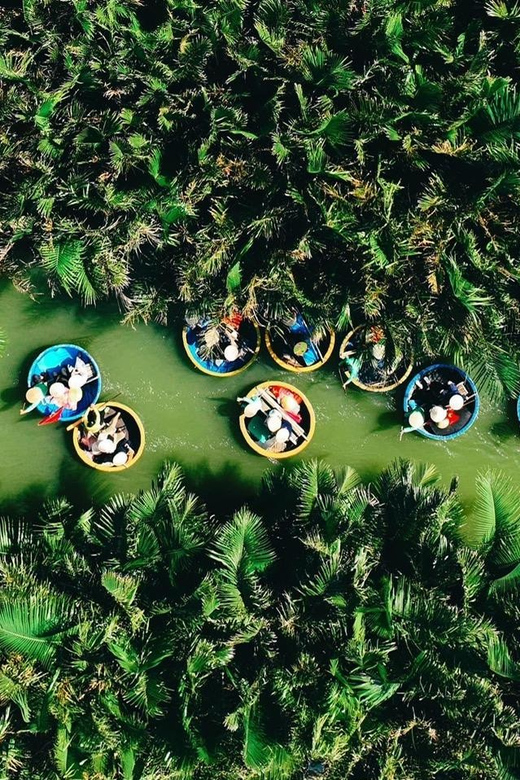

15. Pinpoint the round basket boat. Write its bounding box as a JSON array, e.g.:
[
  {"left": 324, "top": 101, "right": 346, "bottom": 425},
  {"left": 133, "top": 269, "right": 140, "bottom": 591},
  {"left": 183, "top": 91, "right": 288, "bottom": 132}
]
[
  {"left": 72, "top": 402, "right": 145, "bottom": 472},
  {"left": 403, "top": 364, "right": 479, "bottom": 441},
  {"left": 183, "top": 317, "right": 261, "bottom": 377},
  {"left": 265, "top": 314, "right": 335, "bottom": 373},
  {"left": 339, "top": 325, "right": 413, "bottom": 392},
  {"left": 27, "top": 344, "right": 102, "bottom": 422},
  {"left": 238, "top": 380, "right": 316, "bottom": 459}
]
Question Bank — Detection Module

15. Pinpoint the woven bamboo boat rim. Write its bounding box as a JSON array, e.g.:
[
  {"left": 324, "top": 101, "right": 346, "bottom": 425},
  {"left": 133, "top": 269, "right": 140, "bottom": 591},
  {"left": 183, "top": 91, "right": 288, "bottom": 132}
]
[
  {"left": 72, "top": 402, "right": 145, "bottom": 472},
  {"left": 339, "top": 327, "right": 414, "bottom": 392},
  {"left": 239, "top": 380, "right": 316, "bottom": 459}
]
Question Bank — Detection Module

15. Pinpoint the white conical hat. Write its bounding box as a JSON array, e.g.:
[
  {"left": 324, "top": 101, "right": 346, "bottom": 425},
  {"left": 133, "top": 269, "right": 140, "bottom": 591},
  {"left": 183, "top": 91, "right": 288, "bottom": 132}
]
[
  {"left": 280, "top": 394, "right": 299, "bottom": 413},
  {"left": 26, "top": 386, "right": 44, "bottom": 404},
  {"left": 267, "top": 411, "right": 282, "bottom": 432},
  {"left": 372, "top": 342, "right": 386, "bottom": 360},
  {"left": 275, "top": 427, "right": 290, "bottom": 443},
  {"left": 244, "top": 398, "right": 261, "bottom": 418},
  {"left": 430, "top": 405, "right": 447, "bottom": 423},
  {"left": 98, "top": 437, "right": 116, "bottom": 454},
  {"left": 49, "top": 382, "right": 67, "bottom": 398},
  {"left": 68, "top": 373, "right": 86, "bottom": 389},
  {"left": 68, "top": 387, "right": 83, "bottom": 403},
  {"left": 449, "top": 394, "right": 464, "bottom": 410},
  {"left": 112, "top": 451, "right": 128, "bottom": 466},
  {"left": 408, "top": 410, "right": 424, "bottom": 429},
  {"left": 224, "top": 344, "right": 239, "bottom": 362}
]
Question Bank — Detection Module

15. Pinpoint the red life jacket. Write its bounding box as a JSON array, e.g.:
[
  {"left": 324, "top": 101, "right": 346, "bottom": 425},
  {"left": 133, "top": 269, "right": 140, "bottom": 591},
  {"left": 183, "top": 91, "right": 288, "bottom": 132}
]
[{"left": 447, "top": 409, "right": 460, "bottom": 425}]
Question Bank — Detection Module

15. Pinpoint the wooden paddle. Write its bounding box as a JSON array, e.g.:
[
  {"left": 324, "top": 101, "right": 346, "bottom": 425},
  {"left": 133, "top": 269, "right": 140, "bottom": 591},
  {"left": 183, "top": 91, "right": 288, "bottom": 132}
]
[{"left": 257, "top": 387, "right": 309, "bottom": 441}]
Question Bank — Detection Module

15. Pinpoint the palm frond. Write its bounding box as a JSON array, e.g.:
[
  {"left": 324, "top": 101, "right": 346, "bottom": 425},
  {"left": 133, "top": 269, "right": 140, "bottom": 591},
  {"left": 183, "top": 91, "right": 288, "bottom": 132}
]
[
  {"left": 487, "top": 633, "right": 520, "bottom": 681},
  {"left": 462, "top": 472, "right": 500, "bottom": 548},
  {"left": 490, "top": 562, "right": 520, "bottom": 596},
  {"left": 39, "top": 239, "right": 97, "bottom": 304},
  {"left": 101, "top": 569, "right": 140, "bottom": 609},
  {"left": 460, "top": 343, "right": 520, "bottom": 401},
  {"left": 210, "top": 508, "right": 275, "bottom": 577},
  {"left": 0, "top": 595, "right": 75, "bottom": 666},
  {"left": 462, "top": 472, "right": 520, "bottom": 569}
]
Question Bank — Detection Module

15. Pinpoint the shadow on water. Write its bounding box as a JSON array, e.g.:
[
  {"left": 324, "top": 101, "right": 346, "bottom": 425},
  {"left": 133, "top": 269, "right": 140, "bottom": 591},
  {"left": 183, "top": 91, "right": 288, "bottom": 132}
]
[
  {"left": 0, "top": 386, "right": 20, "bottom": 411},
  {"left": 489, "top": 399, "right": 518, "bottom": 441},
  {"left": 21, "top": 291, "right": 82, "bottom": 324},
  {"left": 49, "top": 425, "right": 261, "bottom": 518},
  {"left": 0, "top": 481, "right": 53, "bottom": 519},
  {"left": 373, "top": 409, "right": 398, "bottom": 433},
  {"left": 489, "top": 419, "right": 517, "bottom": 441},
  {"left": 0, "top": 454, "right": 361, "bottom": 520},
  {"left": 56, "top": 449, "right": 116, "bottom": 508},
  {"left": 182, "top": 459, "right": 259, "bottom": 518},
  {"left": 1, "top": 430, "right": 103, "bottom": 513},
  {"left": 0, "top": 347, "right": 38, "bottom": 412},
  {"left": 210, "top": 395, "right": 247, "bottom": 451},
  {"left": 20, "top": 292, "right": 120, "bottom": 345},
  {"left": 17, "top": 345, "right": 49, "bottom": 380}
]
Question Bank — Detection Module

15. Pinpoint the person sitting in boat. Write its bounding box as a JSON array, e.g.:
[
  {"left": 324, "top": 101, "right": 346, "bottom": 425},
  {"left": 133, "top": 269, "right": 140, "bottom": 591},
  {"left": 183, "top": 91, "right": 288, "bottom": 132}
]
[
  {"left": 93, "top": 436, "right": 134, "bottom": 467},
  {"left": 79, "top": 406, "right": 135, "bottom": 466},
  {"left": 341, "top": 354, "right": 361, "bottom": 387},
  {"left": 92, "top": 412, "right": 123, "bottom": 453},
  {"left": 221, "top": 321, "right": 245, "bottom": 364},
  {"left": 84, "top": 405, "right": 108, "bottom": 434}
]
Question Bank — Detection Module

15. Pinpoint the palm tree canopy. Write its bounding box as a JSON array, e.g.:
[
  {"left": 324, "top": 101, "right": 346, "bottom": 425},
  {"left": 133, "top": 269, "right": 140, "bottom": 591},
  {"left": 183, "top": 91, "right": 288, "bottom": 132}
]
[{"left": 0, "top": 460, "right": 518, "bottom": 778}]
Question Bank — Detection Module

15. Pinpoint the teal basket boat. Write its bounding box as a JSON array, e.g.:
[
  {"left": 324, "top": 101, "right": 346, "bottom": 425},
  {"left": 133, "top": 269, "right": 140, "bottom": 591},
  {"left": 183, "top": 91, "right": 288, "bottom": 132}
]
[
  {"left": 403, "top": 364, "right": 479, "bottom": 440},
  {"left": 27, "top": 344, "right": 102, "bottom": 422}
]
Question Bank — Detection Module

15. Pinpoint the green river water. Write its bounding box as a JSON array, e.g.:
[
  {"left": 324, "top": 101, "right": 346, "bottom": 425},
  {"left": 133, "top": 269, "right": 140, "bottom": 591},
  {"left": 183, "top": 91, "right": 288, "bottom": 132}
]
[{"left": 0, "top": 280, "right": 518, "bottom": 513}]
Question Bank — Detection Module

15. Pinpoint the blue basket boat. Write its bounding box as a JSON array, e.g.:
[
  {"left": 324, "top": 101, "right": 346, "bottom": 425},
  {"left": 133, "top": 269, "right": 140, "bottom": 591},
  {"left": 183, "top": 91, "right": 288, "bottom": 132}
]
[
  {"left": 403, "top": 363, "right": 479, "bottom": 440},
  {"left": 27, "top": 344, "right": 102, "bottom": 422},
  {"left": 182, "top": 317, "right": 261, "bottom": 377}
]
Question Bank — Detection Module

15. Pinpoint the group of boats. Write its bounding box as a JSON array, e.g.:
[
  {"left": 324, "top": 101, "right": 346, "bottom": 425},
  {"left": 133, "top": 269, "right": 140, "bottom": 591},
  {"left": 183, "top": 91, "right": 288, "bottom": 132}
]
[
  {"left": 19, "top": 314, "right": 485, "bottom": 470},
  {"left": 22, "top": 344, "right": 145, "bottom": 471},
  {"left": 183, "top": 314, "right": 483, "bottom": 458}
]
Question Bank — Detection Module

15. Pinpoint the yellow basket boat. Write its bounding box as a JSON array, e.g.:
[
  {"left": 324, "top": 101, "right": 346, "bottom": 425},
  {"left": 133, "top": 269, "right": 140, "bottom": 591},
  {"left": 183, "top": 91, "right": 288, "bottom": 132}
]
[
  {"left": 339, "top": 325, "right": 414, "bottom": 392},
  {"left": 265, "top": 314, "right": 335, "bottom": 373},
  {"left": 239, "top": 381, "right": 316, "bottom": 459},
  {"left": 72, "top": 402, "right": 145, "bottom": 472}
]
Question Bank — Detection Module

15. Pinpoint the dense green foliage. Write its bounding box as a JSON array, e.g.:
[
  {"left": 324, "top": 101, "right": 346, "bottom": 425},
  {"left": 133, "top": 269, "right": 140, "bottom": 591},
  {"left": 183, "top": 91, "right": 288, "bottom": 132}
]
[
  {"left": 2, "top": 0, "right": 520, "bottom": 393},
  {"left": 0, "top": 459, "right": 519, "bottom": 779}
]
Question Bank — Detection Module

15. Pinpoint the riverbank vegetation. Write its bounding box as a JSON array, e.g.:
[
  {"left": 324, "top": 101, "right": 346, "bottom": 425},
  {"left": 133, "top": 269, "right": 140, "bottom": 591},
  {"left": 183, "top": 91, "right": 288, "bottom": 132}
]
[
  {"left": 0, "top": 459, "right": 519, "bottom": 779},
  {"left": 2, "top": 0, "right": 520, "bottom": 395}
]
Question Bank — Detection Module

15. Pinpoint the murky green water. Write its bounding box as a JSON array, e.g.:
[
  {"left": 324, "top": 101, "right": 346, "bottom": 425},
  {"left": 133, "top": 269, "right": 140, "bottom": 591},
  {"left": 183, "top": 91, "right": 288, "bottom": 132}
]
[{"left": 0, "top": 280, "right": 518, "bottom": 512}]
